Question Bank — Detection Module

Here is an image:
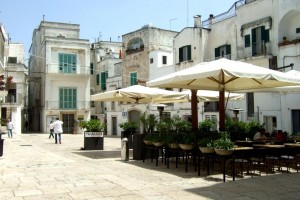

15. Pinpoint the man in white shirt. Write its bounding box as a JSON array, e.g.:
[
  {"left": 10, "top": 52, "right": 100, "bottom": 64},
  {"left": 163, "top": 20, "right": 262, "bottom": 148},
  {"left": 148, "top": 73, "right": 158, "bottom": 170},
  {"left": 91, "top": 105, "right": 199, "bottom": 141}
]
[
  {"left": 7, "top": 119, "right": 14, "bottom": 138},
  {"left": 50, "top": 117, "right": 63, "bottom": 144},
  {"left": 253, "top": 128, "right": 267, "bottom": 141}
]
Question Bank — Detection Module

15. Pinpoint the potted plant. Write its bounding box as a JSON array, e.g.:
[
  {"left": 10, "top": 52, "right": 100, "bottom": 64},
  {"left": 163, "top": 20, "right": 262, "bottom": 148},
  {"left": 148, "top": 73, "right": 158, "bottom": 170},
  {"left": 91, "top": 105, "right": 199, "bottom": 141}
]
[
  {"left": 79, "top": 119, "right": 105, "bottom": 150},
  {"left": 119, "top": 121, "right": 138, "bottom": 149},
  {"left": 140, "top": 112, "right": 158, "bottom": 134},
  {"left": 179, "top": 132, "right": 196, "bottom": 150},
  {"left": 198, "top": 137, "right": 215, "bottom": 153},
  {"left": 214, "top": 133, "right": 235, "bottom": 155}
]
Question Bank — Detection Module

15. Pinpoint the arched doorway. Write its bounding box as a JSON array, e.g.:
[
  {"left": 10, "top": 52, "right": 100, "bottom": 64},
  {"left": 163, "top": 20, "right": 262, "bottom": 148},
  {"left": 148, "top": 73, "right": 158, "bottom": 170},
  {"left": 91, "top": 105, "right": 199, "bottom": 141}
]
[{"left": 128, "top": 110, "right": 140, "bottom": 133}]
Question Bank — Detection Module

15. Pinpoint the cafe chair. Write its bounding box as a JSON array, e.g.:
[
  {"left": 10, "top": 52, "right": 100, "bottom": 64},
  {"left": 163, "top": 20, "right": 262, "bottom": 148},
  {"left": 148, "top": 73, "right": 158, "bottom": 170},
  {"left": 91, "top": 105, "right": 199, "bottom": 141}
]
[{"left": 249, "top": 148, "right": 266, "bottom": 176}]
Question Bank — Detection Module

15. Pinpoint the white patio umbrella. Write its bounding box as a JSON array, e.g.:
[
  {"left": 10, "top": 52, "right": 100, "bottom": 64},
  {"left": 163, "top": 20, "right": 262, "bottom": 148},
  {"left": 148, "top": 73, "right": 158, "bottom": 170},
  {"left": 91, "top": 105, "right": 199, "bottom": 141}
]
[
  {"left": 156, "top": 90, "right": 244, "bottom": 103},
  {"left": 147, "top": 58, "right": 300, "bottom": 130},
  {"left": 90, "top": 85, "right": 187, "bottom": 103}
]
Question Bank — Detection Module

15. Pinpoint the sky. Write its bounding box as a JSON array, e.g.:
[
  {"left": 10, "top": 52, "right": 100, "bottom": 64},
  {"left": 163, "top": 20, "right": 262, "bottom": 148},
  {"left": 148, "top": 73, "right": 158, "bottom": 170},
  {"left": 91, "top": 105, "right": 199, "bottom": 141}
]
[{"left": 0, "top": 0, "right": 237, "bottom": 59}]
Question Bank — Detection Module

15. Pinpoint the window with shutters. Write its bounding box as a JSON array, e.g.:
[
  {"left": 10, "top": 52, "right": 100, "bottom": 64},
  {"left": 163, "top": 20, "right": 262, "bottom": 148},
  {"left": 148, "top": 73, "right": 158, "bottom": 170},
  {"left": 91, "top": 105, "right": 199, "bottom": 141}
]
[
  {"left": 59, "top": 88, "right": 77, "bottom": 109},
  {"left": 215, "top": 45, "right": 231, "bottom": 60},
  {"left": 179, "top": 45, "right": 191, "bottom": 62},
  {"left": 90, "top": 63, "right": 94, "bottom": 75},
  {"left": 59, "top": 53, "right": 77, "bottom": 74},
  {"left": 130, "top": 72, "right": 137, "bottom": 86},
  {"left": 96, "top": 74, "right": 100, "bottom": 85},
  {"left": 245, "top": 34, "right": 251, "bottom": 48},
  {"left": 251, "top": 26, "right": 269, "bottom": 56},
  {"left": 101, "top": 71, "right": 108, "bottom": 91}
]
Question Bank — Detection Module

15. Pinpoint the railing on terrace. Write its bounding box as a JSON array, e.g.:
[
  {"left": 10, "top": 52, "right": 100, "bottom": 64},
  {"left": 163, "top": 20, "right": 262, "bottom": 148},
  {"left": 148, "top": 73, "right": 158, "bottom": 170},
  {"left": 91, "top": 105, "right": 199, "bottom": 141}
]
[
  {"left": 46, "top": 64, "right": 90, "bottom": 75},
  {"left": 237, "top": 41, "right": 272, "bottom": 60},
  {"left": 45, "top": 101, "right": 91, "bottom": 110},
  {"left": 202, "top": 0, "right": 257, "bottom": 28}
]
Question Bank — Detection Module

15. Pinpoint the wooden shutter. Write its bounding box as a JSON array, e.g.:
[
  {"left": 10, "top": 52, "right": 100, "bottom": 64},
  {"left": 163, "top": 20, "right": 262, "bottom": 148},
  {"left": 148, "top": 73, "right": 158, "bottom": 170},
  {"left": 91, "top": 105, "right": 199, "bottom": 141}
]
[
  {"left": 187, "top": 45, "right": 191, "bottom": 60},
  {"left": 245, "top": 34, "right": 250, "bottom": 47},
  {"left": 215, "top": 47, "right": 220, "bottom": 58},
  {"left": 179, "top": 47, "right": 183, "bottom": 62}
]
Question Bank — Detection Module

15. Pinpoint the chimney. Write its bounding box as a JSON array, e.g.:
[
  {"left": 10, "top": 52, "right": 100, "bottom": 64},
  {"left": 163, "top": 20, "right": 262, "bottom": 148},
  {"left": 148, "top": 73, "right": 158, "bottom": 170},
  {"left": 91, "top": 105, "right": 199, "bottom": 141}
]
[{"left": 193, "top": 15, "right": 202, "bottom": 28}]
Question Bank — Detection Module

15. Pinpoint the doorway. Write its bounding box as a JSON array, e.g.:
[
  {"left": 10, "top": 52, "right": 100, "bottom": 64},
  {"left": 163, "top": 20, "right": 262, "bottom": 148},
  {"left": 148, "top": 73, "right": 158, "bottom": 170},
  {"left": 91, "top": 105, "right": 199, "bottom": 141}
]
[
  {"left": 292, "top": 110, "right": 300, "bottom": 134},
  {"left": 112, "top": 116, "right": 117, "bottom": 135},
  {"left": 263, "top": 116, "right": 277, "bottom": 135},
  {"left": 62, "top": 114, "right": 75, "bottom": 134}
]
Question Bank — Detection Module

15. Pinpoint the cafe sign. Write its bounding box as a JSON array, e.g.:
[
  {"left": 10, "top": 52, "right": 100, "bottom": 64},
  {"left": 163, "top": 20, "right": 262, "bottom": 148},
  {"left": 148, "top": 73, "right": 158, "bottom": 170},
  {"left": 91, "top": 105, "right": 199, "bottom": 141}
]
[{"left": 84, "top": 132, "right": 104, "bottom": 137}]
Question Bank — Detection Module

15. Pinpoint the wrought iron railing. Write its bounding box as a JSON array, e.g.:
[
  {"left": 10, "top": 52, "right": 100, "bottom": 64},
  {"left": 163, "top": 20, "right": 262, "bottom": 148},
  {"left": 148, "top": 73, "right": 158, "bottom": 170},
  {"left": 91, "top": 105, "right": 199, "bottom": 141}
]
[
  {"left": 45, "top": 101, "right": 91, "bottom": 110},
  {"left": 202, "top": 0, "right": 258, "bottom": 28}
]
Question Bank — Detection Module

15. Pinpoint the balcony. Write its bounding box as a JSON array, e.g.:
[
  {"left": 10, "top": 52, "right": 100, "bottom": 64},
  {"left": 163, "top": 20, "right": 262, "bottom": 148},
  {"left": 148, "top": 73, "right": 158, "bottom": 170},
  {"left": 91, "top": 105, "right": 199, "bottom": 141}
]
[
  {"left": 237, "top": 41, "right": 272, "bottom": 60},
  {"left": 46, "top": 64, "right": 90, "bottom": 75},
  {"left": 45, "top": 101, "right": 91, "bottom": 110},
  {"left": 278, "top": 37, "right": 300, "bottom": 47}
]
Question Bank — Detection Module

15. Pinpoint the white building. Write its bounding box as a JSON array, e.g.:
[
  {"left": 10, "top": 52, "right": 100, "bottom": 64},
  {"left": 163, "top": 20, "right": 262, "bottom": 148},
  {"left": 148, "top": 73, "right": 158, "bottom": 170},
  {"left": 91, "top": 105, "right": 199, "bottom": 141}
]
[
  {"left": 167, "top": 0, "right": 300, "bottom": 134},
  {"left": 2, "top": 43, "right": 28, "bottom": 134},
  {"left": 28, "top": 21, "right": 90, "bottom": 133}
]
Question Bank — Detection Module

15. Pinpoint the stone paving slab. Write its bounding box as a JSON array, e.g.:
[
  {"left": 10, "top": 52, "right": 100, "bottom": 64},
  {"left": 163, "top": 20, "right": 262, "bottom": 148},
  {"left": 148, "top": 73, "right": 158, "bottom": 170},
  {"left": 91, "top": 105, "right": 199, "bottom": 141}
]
[{"left": 0, "top": 133, "right": 300, "bottom": 199}]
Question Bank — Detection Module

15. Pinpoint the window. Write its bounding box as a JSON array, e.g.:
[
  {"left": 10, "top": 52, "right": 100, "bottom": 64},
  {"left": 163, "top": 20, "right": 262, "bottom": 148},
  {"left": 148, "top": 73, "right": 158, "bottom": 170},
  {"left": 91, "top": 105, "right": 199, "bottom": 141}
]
[
  {"left": 101, "top": 71, "right": 108, "bottom": 91},
  {"left": 215, "top": 45, "right": 231, "bottom": 59},
  {"left": 8, "top": 57, "right": 17, "bottom": 63},
  {"left": 162, "top": 56, "right": 167, "bottom": 64},
  {"left": 179, "top": 45, "right": 191, "bottom": 62},
  {"left": 247, "top": 92, "right": 254, "bottom": 117},
  {"left": 59, "top": 53, "right": 76, "bottom": 73},
  {"left": 244, "top": 34, "right": 250, "bottom": 47},
  {"left": 296, "top": 28, "right": 300, "bottom": 34},
  {"left": 127, "top": 37, "right": 144, "bottom": 53},
  {"left": 59, "top": 88, "right": 77, "bottom": 109},
  {"left": 90, "top": 63, "right": 94, "bottom": 75},
  {"left": 251, "top": 26, "right": 269, "bottom": 56},
  {"left": 96, "top": 74, "right": 100, "bottom": 85},
  {"left": 130, "top": 72, "right": 137, "bottom": 86},
  {"left": 150, "top": 58, "right": 153, "bottom": 64}
]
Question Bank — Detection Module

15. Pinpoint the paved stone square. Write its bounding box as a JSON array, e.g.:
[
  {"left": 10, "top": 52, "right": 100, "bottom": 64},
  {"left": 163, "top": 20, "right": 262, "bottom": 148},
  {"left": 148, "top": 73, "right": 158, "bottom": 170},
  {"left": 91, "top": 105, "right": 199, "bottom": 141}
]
[{"left": 0, "top": 133, "right": 300, "bottom": 199}]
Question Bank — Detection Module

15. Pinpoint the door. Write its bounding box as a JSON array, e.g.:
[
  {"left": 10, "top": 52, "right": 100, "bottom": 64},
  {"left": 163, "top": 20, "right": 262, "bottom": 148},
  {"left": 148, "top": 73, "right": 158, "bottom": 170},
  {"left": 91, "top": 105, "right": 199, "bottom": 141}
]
[
  {"left": 112, "top": 117, "right": 117, "bottom": 135},
  {"left": 128, "top": 110, "right": 140, "bottom": 133},
  {"left": 62, "top": 114, "right": 75, "bottom": 134},
  {"left": 292, "top": 110, "right": 300, "bottom": 134}
]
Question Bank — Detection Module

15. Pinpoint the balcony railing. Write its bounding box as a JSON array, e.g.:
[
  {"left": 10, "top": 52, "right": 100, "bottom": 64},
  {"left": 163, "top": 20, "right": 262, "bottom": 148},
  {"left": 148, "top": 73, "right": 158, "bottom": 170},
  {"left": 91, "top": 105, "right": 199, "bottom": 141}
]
[
  {"left": 202, "top": 0, "right": 258, "bottom": 28},
  {"left": 46, "top": 64, "right": 90, "bottom": 75},
  {"left": 237, "top": 41, "right": 272, "bottom": 60},
  {"left": 45, "top": 101, "right": 91, "bottom": 110}
]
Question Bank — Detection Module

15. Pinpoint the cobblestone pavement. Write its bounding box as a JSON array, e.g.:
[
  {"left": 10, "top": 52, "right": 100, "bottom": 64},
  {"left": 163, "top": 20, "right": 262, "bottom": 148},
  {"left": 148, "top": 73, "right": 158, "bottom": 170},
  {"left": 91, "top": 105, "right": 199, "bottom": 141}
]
[{"left": 0, "top": 133, "right": 299, "bottom": 200}]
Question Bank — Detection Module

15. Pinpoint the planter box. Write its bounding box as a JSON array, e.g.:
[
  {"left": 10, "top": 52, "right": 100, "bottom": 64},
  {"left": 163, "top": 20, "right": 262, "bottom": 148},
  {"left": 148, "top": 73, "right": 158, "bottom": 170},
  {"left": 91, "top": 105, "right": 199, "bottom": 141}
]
[
  {"left": 83, "top": 132, "right": 104, "bottom": 150},
  {"left": 133, "top": 133, "right": 144, "bottom": 160}
]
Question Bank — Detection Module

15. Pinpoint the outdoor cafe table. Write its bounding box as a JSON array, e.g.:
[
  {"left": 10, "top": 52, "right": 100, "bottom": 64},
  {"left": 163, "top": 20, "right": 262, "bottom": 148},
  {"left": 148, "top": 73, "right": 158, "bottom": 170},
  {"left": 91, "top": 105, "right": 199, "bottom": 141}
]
[
  {"left": 235, "top": 140, "right": 265, "bottom": 147},
  {"left": 216, "top": 147, "right": 253, "bottom": 182}
]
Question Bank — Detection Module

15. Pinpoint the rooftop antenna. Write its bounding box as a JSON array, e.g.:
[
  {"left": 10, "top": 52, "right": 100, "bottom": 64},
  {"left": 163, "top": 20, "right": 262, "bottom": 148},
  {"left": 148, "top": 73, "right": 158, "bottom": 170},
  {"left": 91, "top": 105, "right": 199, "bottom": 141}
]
[
  {"left": 43, "top": 14, "right": 45, "bottom": 21},
  {"left": 169, "top": 18, "right": 177, "bottom": 30},
  {"left": 187, "top": 0, "right": 189, "bottom": 26}
]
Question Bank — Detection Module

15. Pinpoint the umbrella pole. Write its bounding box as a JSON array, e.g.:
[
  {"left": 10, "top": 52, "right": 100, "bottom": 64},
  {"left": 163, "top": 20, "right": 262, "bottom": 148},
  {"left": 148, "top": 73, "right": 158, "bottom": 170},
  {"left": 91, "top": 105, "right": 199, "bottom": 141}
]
[
  {"left": 191, "top": 89, "right": 198, "bottom": 131},
  {"left": 219, "top": 90, "right": 225, "bottom": 131}
]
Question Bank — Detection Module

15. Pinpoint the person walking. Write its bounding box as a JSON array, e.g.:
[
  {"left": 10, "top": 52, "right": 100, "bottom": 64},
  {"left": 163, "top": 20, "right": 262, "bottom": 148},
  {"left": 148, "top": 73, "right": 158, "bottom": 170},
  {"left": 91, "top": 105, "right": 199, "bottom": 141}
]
[
  {"left": 7, "top": 119, "right": 14, "bottom": 138},
  {"left": 50, "top": 117, "right": 63, "bottom": 144},
  {"left": 49, "top": 120, "right": 54, "bottom": 139}
]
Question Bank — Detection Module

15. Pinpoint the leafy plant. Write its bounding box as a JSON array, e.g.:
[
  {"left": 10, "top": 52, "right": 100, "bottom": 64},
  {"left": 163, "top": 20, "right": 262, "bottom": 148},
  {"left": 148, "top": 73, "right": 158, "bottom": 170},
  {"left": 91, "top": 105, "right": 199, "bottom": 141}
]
[
  {"left": 214, "top": 132, "right": 234, "bottom": 150},
  {"left": 79, "top": 119, "right": 104, "bottom": 132},
  {"left": 179, "top": 132, "right": 196, "bottom": 144},
  {"left": 198, "top": 119, "right": 215, "bottom": 133},
  {"left": 198, "top": 137, "right": 214, "bottom": 148},
  {"left": 140, "top": 112, "right": 158, "bottom": 134},
  {"left": 119, "top": 121, "right": 138, "bottom": 134}
]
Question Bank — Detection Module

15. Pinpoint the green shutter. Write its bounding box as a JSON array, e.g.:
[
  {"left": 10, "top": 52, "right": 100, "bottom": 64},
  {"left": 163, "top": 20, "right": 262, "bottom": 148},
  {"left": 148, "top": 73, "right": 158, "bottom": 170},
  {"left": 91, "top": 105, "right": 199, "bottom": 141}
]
[
  {"left": 130, "top": 73, "right": 137, "bottom": 86},
  {"left": 245, "top": 34, "right": 250, "bottom": 47},
  {"left": 187, "top": 45, "right": 191, "bottom": 61},
  {"left": 96, "top": 74, "right": 99, "bottom": 85},
  {"left": 215, "top": 47, "right": 220, "bottom": 58},
  {"left": 101, "top": 72, "right": 106, "bottom": 90},
  {"left": 179, "top": 47, "right": 183, "bottom": 62},
  {"left": 226, "top": 45, "right": 231, "bottom": 59},
  {"left": 265, "top": 29, "right": 270, "bottom": 42},
  {"left": 90, "top": 63, "right": 94, "bottom": 75}
]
